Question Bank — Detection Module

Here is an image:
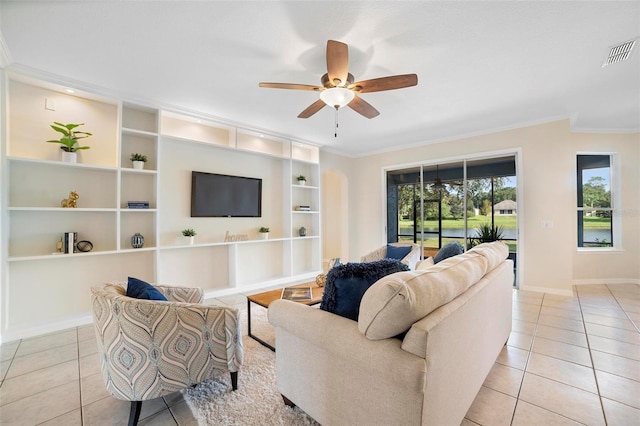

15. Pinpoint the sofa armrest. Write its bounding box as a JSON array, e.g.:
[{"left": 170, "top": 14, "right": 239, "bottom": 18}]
[
  {"left": 360, "top": 245, "right": 387, "bottom": 263},
  {"left": 402, "top": 244, "right": 421, "bottom": 270},
  {"left": 268, "top": 300, "right": 425, "bottom": 392}
]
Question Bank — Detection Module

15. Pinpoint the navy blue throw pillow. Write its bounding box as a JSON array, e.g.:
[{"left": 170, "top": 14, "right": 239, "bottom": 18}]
[
  {"left": 433, "top": 241, "right": 464, "bottom": 264},
  {"left": 386, "top": 244, "right": 412, "bottom": 260},
  {"left": 320, "top": 259, "right": 409, "bottom": 321},
  {"left": 126, "top": 277, "right": 168, "bottom": 301}
]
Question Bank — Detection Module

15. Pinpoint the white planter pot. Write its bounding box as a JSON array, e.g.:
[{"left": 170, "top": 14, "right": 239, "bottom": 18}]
[
  {"left": 260, "top": 232, "right": 269, "bottom": 240},
  {"left": 187, "top": 236, "right": 195, "bottom": 245},
  {"left": 298, "top": 180, "right": 306, "bottom": 186},
  {"left": 61, "top": 151, "right": 77, "bottom": 163},
  {"left": 132, "top": 161, "right": 145, "bottom": 170}
]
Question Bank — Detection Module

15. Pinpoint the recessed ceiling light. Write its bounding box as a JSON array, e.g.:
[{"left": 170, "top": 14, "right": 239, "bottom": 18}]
[
  {"left": 602, "top": 38, "right": 637, "bottom": 67},
  {"left": 65, "top": 89, "right": 75, "bottom": 94}
]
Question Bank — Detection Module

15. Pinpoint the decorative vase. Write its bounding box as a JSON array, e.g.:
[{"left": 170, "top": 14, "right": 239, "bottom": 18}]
[
  {"left": 188, "top": 236, "right": 195, "bottom": 245},
  {"left": 131, "top": 233, "right": 144, "bottom": 248},
  {"left": 299, "top": 226, "right": 307, "bottom": 237},
  {"left": 61, "top": 151, "right": 77, "bottom": 163},
  {"left": 260, "top": 232, "right": 269, "bottom": 240},
  {"left": 132, "top": 161, "right": 144, "bottom": 170}
]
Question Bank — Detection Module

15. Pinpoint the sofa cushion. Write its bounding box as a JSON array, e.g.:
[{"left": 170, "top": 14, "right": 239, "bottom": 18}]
[
  {"left": 415, "top": 257, "right": 434, "bottom": 271},
  {"left": 358, "top": 242, "right": 508, "bottom": 340},
  {"left": 320, "top": 259, "right": 409, "bottom": 321},
  {"left": 386, "top": 244, "right": 412, "bottom": 260},
  {"left": 433, "top": 241, "right": 464, "bottom": 263},
  {"left": 126, "top": 277, "right": 168, "bottom": 301}
]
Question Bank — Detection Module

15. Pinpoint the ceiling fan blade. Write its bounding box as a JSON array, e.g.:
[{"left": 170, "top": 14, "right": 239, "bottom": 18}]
[
  {"left": 259, "top": 82, "right": 322, "bottom": 91},
  {"left": 298, "top": 99, "right": 326, "bottom": 118},
  {"left": 347, "top": 95, "right": 380, "bottom": 119},
  {"left": 326, "top": 40, "right": 349, "bottom": 87},
  {"left": 348, "top": 74, "right": 418, "bottom": 93}
]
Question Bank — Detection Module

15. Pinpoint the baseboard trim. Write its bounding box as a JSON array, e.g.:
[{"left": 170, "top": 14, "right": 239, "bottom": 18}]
[
  {"left": 0, "top": 313, "right": 93, "bottom": 344},
  {"left": 517, "top": 284, "right": 573, "bottom": 296},
  {"left": 572, "top": 278, "right": 640, "bottom": 286}
]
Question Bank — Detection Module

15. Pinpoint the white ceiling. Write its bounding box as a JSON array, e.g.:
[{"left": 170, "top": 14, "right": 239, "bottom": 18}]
[{"left": 1, "top": 1, "right": 639, "bottom": 157}]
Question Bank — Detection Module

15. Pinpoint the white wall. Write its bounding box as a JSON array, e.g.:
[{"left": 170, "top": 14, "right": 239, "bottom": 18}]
[{"left": 320, "top": 120, "right": 640, "bottom": 294}]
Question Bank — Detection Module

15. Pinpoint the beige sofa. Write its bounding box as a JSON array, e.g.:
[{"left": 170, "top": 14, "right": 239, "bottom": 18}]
[{"left": 269, "top": 241, "right": 513, "bottom": 426}]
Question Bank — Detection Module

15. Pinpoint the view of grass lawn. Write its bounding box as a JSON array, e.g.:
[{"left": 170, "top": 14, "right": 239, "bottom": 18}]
[{"left": 401, "top": 214, "right": 609, "bottom": 230}]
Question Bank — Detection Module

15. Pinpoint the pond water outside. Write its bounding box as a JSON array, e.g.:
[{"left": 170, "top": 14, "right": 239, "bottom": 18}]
[{"left": 405, "top": 228, "right": 611, "bottom": 243}]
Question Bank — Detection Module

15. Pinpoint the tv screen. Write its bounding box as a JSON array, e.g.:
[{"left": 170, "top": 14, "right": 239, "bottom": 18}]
[{"left": 191, "top": 171, "right": 262, "bottom": 217}]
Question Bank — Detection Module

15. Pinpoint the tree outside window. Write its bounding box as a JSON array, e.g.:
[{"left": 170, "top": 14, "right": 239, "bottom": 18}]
[{"left": 577, "top": 155, "right": 613, "bottom": 248}]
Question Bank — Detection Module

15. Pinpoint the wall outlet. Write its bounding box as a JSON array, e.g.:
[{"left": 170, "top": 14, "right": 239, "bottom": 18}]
[{"left": 45, "top": 98, "right": 56, "bottom": 111}]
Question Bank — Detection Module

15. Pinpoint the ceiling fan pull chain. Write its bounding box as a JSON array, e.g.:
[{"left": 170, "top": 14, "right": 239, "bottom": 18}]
[{"left": 334, "top": 107, "right": 339, "bottom": 138}]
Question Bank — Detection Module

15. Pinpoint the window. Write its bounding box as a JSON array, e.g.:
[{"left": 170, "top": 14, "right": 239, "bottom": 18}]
[{"left": 577, "top": 154, "right": 613, "bottom": 248}]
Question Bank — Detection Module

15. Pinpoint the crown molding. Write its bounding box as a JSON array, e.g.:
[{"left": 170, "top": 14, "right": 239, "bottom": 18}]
[{"left": 0, "top": 31, "right": 14, "bottom": 68}]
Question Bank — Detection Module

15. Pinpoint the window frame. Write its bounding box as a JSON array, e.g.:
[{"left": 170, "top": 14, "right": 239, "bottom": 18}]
[{"left": 576, "top": 152, "right": 620, "bottom": 250}]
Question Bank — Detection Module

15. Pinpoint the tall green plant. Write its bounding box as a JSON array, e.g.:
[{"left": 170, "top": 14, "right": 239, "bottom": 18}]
[
  {"left": 47, "top": 122, "right": 92, "bottom": 152},
  {"left": 468, "top": 223, "right": 504, "bottom": 248}
]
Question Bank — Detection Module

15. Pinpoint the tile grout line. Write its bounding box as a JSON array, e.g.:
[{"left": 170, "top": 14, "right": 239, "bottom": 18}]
[
  {"left": 576, "top": 285, "right": 610, "bottom": 426},
  {"left": 508, "top": 291, "right": 544, "bottom": 426}
]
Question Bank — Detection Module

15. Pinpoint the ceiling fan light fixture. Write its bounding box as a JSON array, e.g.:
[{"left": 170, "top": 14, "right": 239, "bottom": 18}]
[{"left": 320, "top": 87, "right": 354, "bottom": 109}]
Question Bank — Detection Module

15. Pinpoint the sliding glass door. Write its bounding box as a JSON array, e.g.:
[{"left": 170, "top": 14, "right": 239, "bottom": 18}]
[{"left": 387, "top": 155, "right": 518, "bottom": 283}]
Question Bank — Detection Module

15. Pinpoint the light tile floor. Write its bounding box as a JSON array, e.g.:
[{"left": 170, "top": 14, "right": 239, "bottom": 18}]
[{"left": 1, "top": 284, "right": 638, "bottom": 425}]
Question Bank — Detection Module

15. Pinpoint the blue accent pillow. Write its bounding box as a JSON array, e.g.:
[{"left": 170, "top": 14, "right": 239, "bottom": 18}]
[
  {"left": 320, "top": 259, "right": 409, "bottom": 321},
  {"left": 433, "top": 241, "right": 464, "bottom": 264},
  {"left": 126, "top": 277, "right": 167, "bottom": 301},
  {"left": 386, "top": 244, "right": 412, "bottom": 260}
]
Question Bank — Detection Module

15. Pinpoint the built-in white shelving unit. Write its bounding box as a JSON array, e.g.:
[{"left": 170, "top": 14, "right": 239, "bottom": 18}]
[{"left": 1, "top": 72, "right": 321, "bottom": 340}]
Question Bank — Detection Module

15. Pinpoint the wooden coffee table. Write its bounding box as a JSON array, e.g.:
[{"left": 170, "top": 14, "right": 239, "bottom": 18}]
[{"left": 247, "top": 282, "right": 324, "bottom": 351}]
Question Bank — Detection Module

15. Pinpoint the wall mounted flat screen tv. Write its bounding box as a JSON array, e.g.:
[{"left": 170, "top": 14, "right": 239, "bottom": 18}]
[{"left": 191, "top": 171, "right": 262, "bottom": 217}]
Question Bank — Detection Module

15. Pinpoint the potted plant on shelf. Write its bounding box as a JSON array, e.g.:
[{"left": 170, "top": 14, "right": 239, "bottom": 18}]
[
  {"left": 182, "top": 228, "right": 197, "bottom": 245},
  {"left": 46, "top": 122, "right": 92, "bottom": 163},
  {"left": 130, "top": 153, "right": 147, "bottom": 170},
  {"left": 297, "top": 175, "right": 307, "bottom": 186},
  {"left": 259, "top": 226, "right": 270, "bottom": 240}
]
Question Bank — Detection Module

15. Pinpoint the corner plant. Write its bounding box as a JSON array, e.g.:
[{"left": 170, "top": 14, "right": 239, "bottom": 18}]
[
  {"left": 468, "top": 223, "right": 504, "bottom": 248},
  {"left": 47, "top": 122, "right": 92, "bottom": 152},
  {"left": 259, "top": 227, "right": 270, "bottom": 233},
  {"left": 130, "top": 153, "right": 147, "bottom": 162},
  {"left": 182, "top": 228, "right": 196, "bottom": 237},
  {"left": 296, "top": 175, "right": 306, "bottom": 182}
]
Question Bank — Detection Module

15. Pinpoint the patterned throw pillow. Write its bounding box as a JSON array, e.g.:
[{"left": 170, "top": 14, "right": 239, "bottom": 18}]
[
  {"left": 320, "top": 259, "right": 409, "bottom": 321},
  {"left": 126, "top": 276, "right": 168, "bottom": 301}
]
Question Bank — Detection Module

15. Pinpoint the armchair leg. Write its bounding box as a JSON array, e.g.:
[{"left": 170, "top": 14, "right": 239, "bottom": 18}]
[
  {"left": 128, "top": 401, "right": 142, "bottom": 426},
  {"left": 282, "top": 394, "right": 296, "bottom": 407},
  {"left": 230, "top": 371, "right": 238, "bottom": 390}
]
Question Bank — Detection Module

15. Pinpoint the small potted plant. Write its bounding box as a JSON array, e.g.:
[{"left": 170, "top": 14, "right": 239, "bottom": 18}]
[
  {"left": 46, "top": 122, "right": 92, "bottom": 163},
  {"left": 182, "top": 228, "right": 197, "bottom": 245},
  {"left": 130, "top": 153, "right": 147, "bottom": 170},
  {"left": 259, "top": 226, "right": 270, "bottom": 240},
  {"left": 296, "top": 175, "right": 307, "bottom": 186}
]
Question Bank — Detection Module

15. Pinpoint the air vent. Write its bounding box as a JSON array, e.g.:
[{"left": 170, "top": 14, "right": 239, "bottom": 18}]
[{"left": 602, "top": 38, "right": 637, "bottom": 67}]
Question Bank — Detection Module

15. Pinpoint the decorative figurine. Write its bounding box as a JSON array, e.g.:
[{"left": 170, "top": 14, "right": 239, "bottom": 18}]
[
  {"left": 61, "top": 191, "right": 79, "bottom": 208},
  {"left": 299, "top": 226, "right": 307, "bottom": 237},
  {"left": 131, "top": 233, "right": 144, "bottom": 249},
  {"left": 56, "top": 237, "right": 63, "bottom": 253}
]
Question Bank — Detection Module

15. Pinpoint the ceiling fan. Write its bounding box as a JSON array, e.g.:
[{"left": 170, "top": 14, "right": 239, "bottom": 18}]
[{"left": 259, "top": 40, "right": 418, "bottom": 120}]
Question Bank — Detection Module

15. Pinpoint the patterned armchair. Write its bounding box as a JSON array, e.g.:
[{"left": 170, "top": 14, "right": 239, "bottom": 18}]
[
  {"left": 361, "top": 242, "right": 421, "bottom": 270},
  {"left": 91, "top": 282, "right": 243, "bottom": 426}
]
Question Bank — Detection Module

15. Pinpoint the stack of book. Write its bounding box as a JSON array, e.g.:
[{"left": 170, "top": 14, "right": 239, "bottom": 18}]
[
  {"left": 295, "top": 205, "right": 311, "bottom": 211},
  {"left": 127, "top": 201, "right": 150, "bottom": 209}
]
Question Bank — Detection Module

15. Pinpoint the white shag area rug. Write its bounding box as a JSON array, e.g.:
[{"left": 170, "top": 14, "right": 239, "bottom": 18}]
[{"left": 182, "top": 307, "right": 319, "bottom": 425}]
